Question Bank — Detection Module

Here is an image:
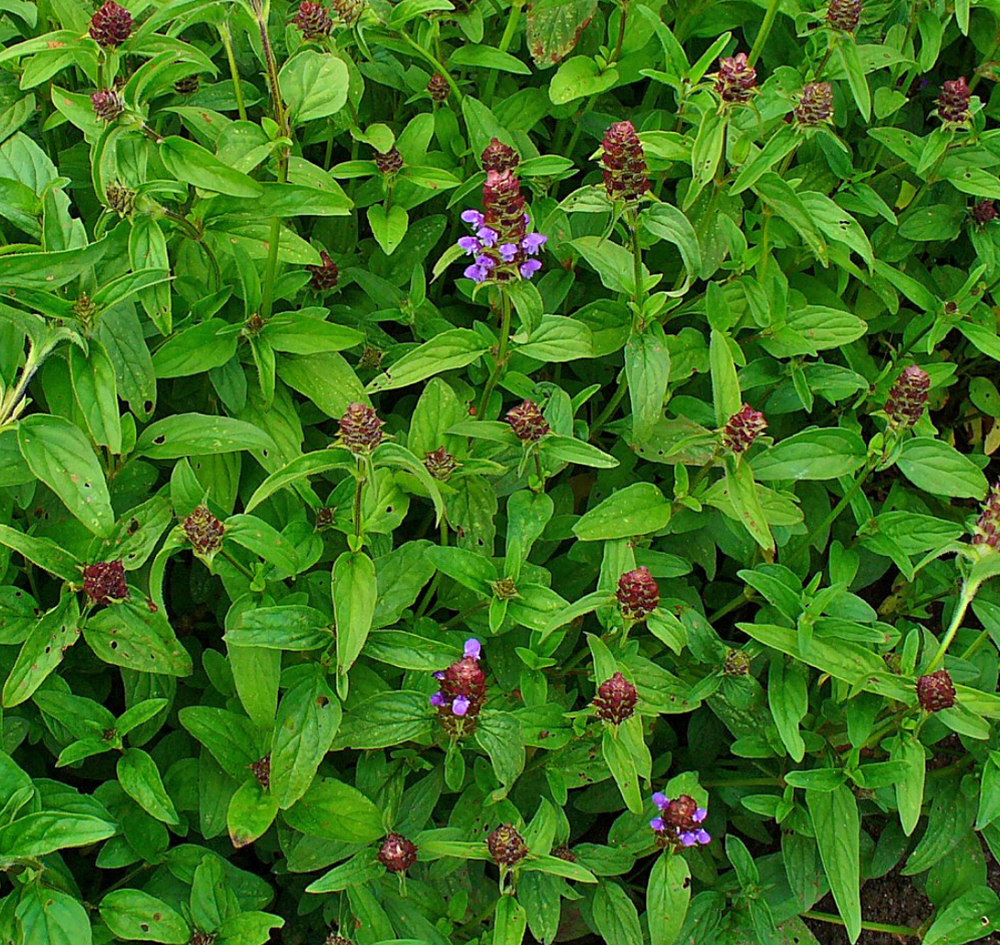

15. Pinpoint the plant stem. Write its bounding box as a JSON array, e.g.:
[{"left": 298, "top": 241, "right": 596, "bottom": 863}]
[
  {"left": 802, "top": 912, "right": 919, "bottom": 938},
  {"left": 484, "top": 0, "right": 522, "bottom": 104},
  {"left": 609, "top": 1, "right": 628, "bottom": 66},
  {"left": 589, "top": 370, "right": 628, "bottom": 440},
  {"left": 218, "top": 21, "right": 247, "bottom": 121},
  {"left": 398, "top": 32, "right": 462, "bottom": 101},
  {"left": 220, "top": 549, "right": 255, "bottom": 580},
  {"left": 630, "top": 213, "right": 644, "bottom": 306},
  {"left": 352, "top": 458, "right": 366, "bottom": 540},
  {"left": 925, "top": 577, "right": 982, "bottom": 673},
  {"left": 478, "top": 288, "right": 512, "bottom": 418},
  {"left": 748, "top": 0, "right": 782, "bottom": 68}
]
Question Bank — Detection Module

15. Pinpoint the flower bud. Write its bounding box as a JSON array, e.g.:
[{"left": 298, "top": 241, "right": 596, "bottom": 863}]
[
  {"left": 183, "top": 505, "right": 225, "bottom": 559},
  {"left": 487, "top": 824, "right": 528, "bottom": 866},
  {"left": 249, "top": 755, "right": 271, "bottom": 790},
  {"left": 91, "top": 89, "right": 125, "bottom": 123},
  {"left": 307, "top": 250, "right": 339, "bottom": 291},
  {"left": 826, "top": 0, "right": 862, "bottom": 32},
  {"left": 884, "top": 365, "right": 930, "bottom": 428},
  {"left": 174, "top": 75, "right": 200, "bottom": 95},
  {"left": 294, "top": 0, "right": 333, "bottom": 39},
  {"left": 424, "top": 446, "right": 457, "bottom": 481},
  {"left": 427, "top": 72, "right": 450, "bottom": 102},
  {"left": 376, "top": 146, "right": 404, "bottom": 175},
  {"left": 106, "top": 181, "right": 136, "bottom": 217},
  {"left": 89, "top": 1, "right": 132, "bottom": 47},
  {"left": 916, "top": 669, "right": 956, "bottom": 712},
  {"left": 377, "top": 833, "right": 418, "bottom": 873},
  {"left": 972, "top": 200, "right": 997, "bottom": 227},
  {"left": 592, "top": 671, "right": 638, "bottom": 724},
  {"left": 973, "top": 483, "right": 1000, "bottom": 550},
  {"left": 552, "top": 846, "right": 576, "bottom": 862},
  {"left": 331, "top": 0, "right": 364, "bottom": 25},
  {"left": 481, "top": 137, "right": 520, "bottom": 174},
  {"left": 601, "top": 120, "right": 649, "bottom": 203},
  {"left": 337, "top": 402, "right": 384, "bottom": 452},
  {"left": 505, "top": 399, "right": 549, "bottom": 442},
  {"left": 82, "top": 560, "right": 128, "bottom": 606},
  {"left": 722, "top": 404, "right": 767, "bottom": 454},
  {"left": 616, "top": 566, "right": 659, "bottom": 621},
  {"left": 73, "top": 293, "right": 98, "bottom": 326},
  {"left": 715, "top": 53, "right": 757, "bottom": 104},
  {"left": 938, "top": 77, "right": 971, "bottom": 125},
  {"left": 723, "top": 648, "right": 751, "bottom": 676},
  {"left": 431, "top": 639, "right": 487, "bottom": 723},
  {"left": 490, "top": 577, "right": 519, "bottom": 600},
  {"left": 795, "top": 82, "right": 833, "bottom": 125}
]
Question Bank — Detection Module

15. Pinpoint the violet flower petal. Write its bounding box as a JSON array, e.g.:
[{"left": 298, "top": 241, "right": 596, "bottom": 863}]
[
  {"left": 429, "top": 691, "right": 446, "bottom": 707},
  {"left": 452, "top": 695, "right": 471, "bottom": 716},
  {"left": 457, "top": 236, "right": 481, "bottom": 254},
  {"left": 652, "top": 792, "right": 668, "bottom": 808},
  {"left": 649, "top": 817, "right": 665, "bottom": 831},
  {"left": 693, "top": 808, "right": 708, "bottom": 823},
  {"left": 464, "top": 638, "right": 481, "bottom": 660},
  {"left": 461, "top": 210, "right": 484, "bottom": 227}
]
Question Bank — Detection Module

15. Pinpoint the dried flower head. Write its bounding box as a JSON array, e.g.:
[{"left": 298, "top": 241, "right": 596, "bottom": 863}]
[
  {"left": 795, "top": 82, "right": 833, "bottom": 125},
  {"left": 89, "top": 1, "right": 132, "bottom": 47},
  {"left": 487, "top": 824, "right": 528, "bottom": 866},
  {"left": 73, "top": 293, "right": 98, "bottom": 327},
  {"left": 491, "top": 577, "right": 519, "bottom": 600},
  {"left": 505, "top": 400, "right": 550, "bottom": 442},
  {"left": 294, "top": 0, "right": 333, "bottom": 39},
  {"left": 973, "top": 483, "right": 1000, "bottom": 550},
  {"left": 884, "top": 365, "right": 930, "bottom": 428},
  {"left": 601, "top": 120, "right": 649, "bottom": 203},
  {"left": 337, "top": 402, "right": 384, "bottom": 453},
  {"left": 938, "top": 77, "right": 971, "bottom": 125},
  {"left": 427, "top": 72, "right": 450, "bottom": 102},
  {"left": 331, "top": 0, "right": 364, "bottom": 26},
  {"left": 826, "top": 0, "right": 862, "bottom": 32},
  {"left": 592, "top": 672, "right": 638, "bottom": 724},
  {"left": 308, "top": 250, "right": 339, "bottom": 291},
  {"left": 315, "top": 507, "right": 335, "bottom": 530},
  {"left": 715, "top": 53, "right": 757, "bottom": 104},
  {"left": 972, "top": 200, "right": 997, "bottom": 227},
  {"left": 82, "top": 560, "right": 128, "bottom": 606},
  {"left": 377, "top": 833, "right": 418, "bottom": 873},
  {"left": 481, "top": 137, "right": 520, "bottom": 174},
  {"left": 430, "top": 639, "right": 487, "bottom": 723},
  {"left": 616, "top": 566, "right": 659, "bottom": 621},
  {"left": 106, "top": 181, "right": 136, "bottom": 216},
  {"left": 249, "top": 755, "right": 270, "bottom": 790},
  {"left": 424, "top": 446, "right": 457, "bottom": 481},
  {"left": 324, "top": 935, "right": 352, "bottom": 945},
  {"left": 358, "top": 345, "right": 383, "bottom": 371},
  {"left": 916, "top": 669, "right": 956, "bottom": 712},
  {"left": 375, "top": 146, "right": 404, "bottom": 175},
  {"left": 650, "top": 793, "right": 711, "bottom": 848},
  {"left": 174, "top": 75, "right": 200, "bottom": 95},
  {"left": 722, "top": 404, "right": 767, "bottom": 454},
  {"left": 552, "top": 846, "right": 576, "bottom": 862},
  {"left": 183, "top": 506, "right": 225, "bottom": 558},
  {"left": 91, "top": 89, "right": 125, "bottom": 123},
  {"left": 190, "top": 932, "right": 217, "bottom": 945},
  {"left": 723, "top": 649, "right": 751, "bottom": 676}
]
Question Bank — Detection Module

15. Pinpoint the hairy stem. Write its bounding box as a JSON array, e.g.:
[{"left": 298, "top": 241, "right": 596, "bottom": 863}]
[{"left": 478, "top": 289, "right": 513, "bottom": 418}]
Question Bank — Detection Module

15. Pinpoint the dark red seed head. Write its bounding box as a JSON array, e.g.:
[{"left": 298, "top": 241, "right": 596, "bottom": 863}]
[
  {"left": 82, "top": 560, "right": 128, "bottom": 606},
  {"left": 601, "top": 120, "right": 649, "bottom": 203},
  {"left": 89, "top": 1, "right": 132, "bottom": 47},
  {"left": 795, "top": 82, "right": 834, "bottom": 125},
  {"left": 424, "top": 446, "right": 458, "bottom": 481},
  {"left": 106, "top": 181, "right": 136, "bottom": 216},
  {"left": 307, "top": 250, "right": 339, "bottom": 291},
  {"left": 826, "top": 0, "right": 862, "bottom": 32},
  {"left": 174, "top": 75, "right": 200, "bottom": 95},
  {"left": 487, "top": 824, "right": 528, "bottom": 866},
  {"left": 377, "top": 833, "right": 418, "bottom": 873},
  {"left": 505, "top": 399, "right": 549, "bottom": 442},
  {"left": 91, "top": 89, "right": 124, "bottom": 122},
  {"left": 331, "top": 0, "right": 364, "bottom": 25},
  {"left": 973, "top": 483, "right": 1000, "bottom": 550},
  {"left": 716, "top": 52, "right": 757, "bottom": 104},
  {"left": 884, "top": 365, "right": 930, "bottom": 428},
  {"left": 294, "top": 0, "right": 333, "bottom": 39},
  {"left": 592, "top": 671, "right": 638, "bottom": 724},
  {"left": 440, "top": 657, "right": 487, "bottom": 716},
  {"left": 249, "top": 755, "right": 271, "bottom": 790},
  {"left": 722, "top": 404, "right": 767, "bottom": 454},
  {"left": 616, "top": 566, "right": 659, "bottom": 621},
  {"left": 916, "top": 669, "right": 956, "bottom": 712},
  {"left": 324, "top": 935, "right": 352, "bottom": 945},
  {"left": 938, "top": 77, "right": 971, "bottom": 125},
  {"left": 552, "top": 845, "right": 576, "bottom": 862},
  {"left": 375, "top": 146, "right": 404, "bottom": 175},
  {"left": 183, "top": 505, "right": 225, "bottom": 557},
  {"left": 337, "top": 402, "right": 384, "bottom": 452},
  {"left": 723, "top": 649, "right": 751, "bottom": 676},
  {"left": 972, "top": 200, "right": 997, "bottom": 227},
  {"left": 481, "top": 137, "right": 520, "bottom": 174},
  {"left": 189, "top": 932, "right": 217, "bottom": 945}
]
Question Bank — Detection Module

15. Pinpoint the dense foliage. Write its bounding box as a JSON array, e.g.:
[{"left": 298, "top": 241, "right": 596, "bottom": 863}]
[{"left": 4, "top": 0, "right": 1000, "bottom": 943}]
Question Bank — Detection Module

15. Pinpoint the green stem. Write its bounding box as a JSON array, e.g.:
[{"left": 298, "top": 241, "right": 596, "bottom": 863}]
[
  {"left": 925, "top": 577, "right": 982, "bottom": 673},
  {"left": 352, "top": 458, "right": 366, "bottom": 540},
  {"left": 220, "top": 549, "right": 255, "bottom": 580},
  {"left": 609, "top": 0, "right": 628, "bottom": 65},
  {"left": 218, "top": 22, "right": 247, "bottom": 121},
  {"left": 441, "top": 599, "right": 490, "bottom": 629},
  {"left": 0, "top": 343, "right": 41, "bottom": 427},
  {"left": 801, "top": 911, "right": 919, "bottom": 938},
  {"left": 630, "top": 212, "right": 644, "bottom": 306},
  {"left": 398, "top": 32, "right": 463, "bottom": 101},
  {"left": 708, "top": 588, "right": 756, "bottom": 624},
  {"left": 478, "top": 289, "right": 512, "bottom": 419},
  {"left": 589, "top": 370, "right": 629, "bottom": 440},
  {"left": 483, "top": 0, "right": 523, "bottom": 104},
  {"left": 747, "top": 0, "right": 782, "bottom": 68}
]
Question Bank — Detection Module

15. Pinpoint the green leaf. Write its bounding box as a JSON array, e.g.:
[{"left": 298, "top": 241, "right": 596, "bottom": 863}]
[
  {"left": 282, "top": 776, "right": 383, "bottom": 843},
  {"left": 245, "top": 449, "right": 356, "bottom": 512},
  {"left": 475, "top": 711, "right": 525, "bottom": 788},
  {"left": 709, "top": 329, "right": 741, "bottom": 425},
  {"left": 752, "top": 428, "right": 867, "bottom": 481},
  {"left": 135, "top": 414, "right": 275, "bottom": 459},
  {"left": 227, "top": 777, "right": 279, "bottom": 849},
  {"left": 367, "top": 203, "right": 408, "bottom": 256},
  {"left": 837, "top": 39, "right": 871, "bottom": 122},
  {"left": 425, "top": 544, "right": 497, "bottom": 596},
  {"left": 724, "top": 457, "right": 774, "bottom": 552},
  {"left": 641, "top": 204, "right": 702, "bottom": 290},
  {"left": 17, "top": 414, "right": 115, "bottom": 536},
  {"left": 526, "top": 0, "right": 597, "bottom": 66},
  {"left": 892, "top": 733, "right": 926, "bottom": 837},
  {"left": 117, "top": 748, "right": 180, "bottom": 825},
  {"left": 592, "top": 880, "right": 643, "bottom": 945},
  {"left": 571, "top": 235, "right": 652, "bottom": 296},
  {"left": 922, "top": 887, "right": 1000, "bottom": 945},
  {"left": 367, "top": 329, "right": 489, "bottom": 393},
  {"left": 515, "top": 316, "right": 593, "bottom": 362},
  {"left": 896, "top": 438, "right": 988, "bottom": 499},
  {"left": 573, "top": 482, "right": 672, "bottom": 540},
  {"left": 225, "top": 515, "right": 300, "bottom": 575},
  {"left": 647, "top": 852, "right": 690, "bottom": 945},
  {"left": 0, "top": 523, "right": 81, "bottom": 582},
  {"left": 602, "top": 728, "right": 642, "bottom": 814},
  {"left": 84, "top": 598, "right": 193, "bottom": 677},
  {"left": 332, "top": 551, "right": 377, "bottom": 690},
  {"left": 14, "top": 885, "right": 93, "bottom": 945},
  {"left": 100, "top": 890, "right": 191, "bottom": 944},
  {"left": 550, "top": 57, "right": 619, "bottom": 105},
  {"left": 626, "top": 324, "right": 671, "bottom": 444},
  {"left": 331, "top": 690, "right": 433, "bottom": 750},
  {"left": 270, "top": 670, "right": 341, "bottom": 809},
  {"left": 178, "top": 706, "right": 262, "bottom": 779},
  {"left": 151, "top": 320, "right": 240, "bottom": 378},
  {"left": 752, "top": 173, "right": 827, "bottom": 264},
  {"left": 227, "top": 606, "right": 333, "bottom": 650},
  {"left": 806, "top": 785, "right": 861, "bottom": 943},
  {"left": 3, "top": 593, "right": 80, "bottom": 708},
  {"left": 68, "top": 340, "right": 122, "bottom": 454},
  {"left": 0, "top": 811, "right": 115, "bottom": 857},
  {"left": 541, "top": 435, "right": 619, "bottom": 469},
  {"left": 159, "top": 136, "right": 263, "bottom": 197},
  {"left": 449, "top": 44, "right": 530, "bottom": 74}
]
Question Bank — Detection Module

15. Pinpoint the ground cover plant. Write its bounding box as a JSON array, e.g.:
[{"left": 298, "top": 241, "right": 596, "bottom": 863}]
[{"left": 5, "top": 0, "right": 1000, "bottom": 943}]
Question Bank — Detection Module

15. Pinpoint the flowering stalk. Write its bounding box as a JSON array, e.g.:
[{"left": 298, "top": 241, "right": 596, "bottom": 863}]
[
  {"left": 478, "top": 289, "right": 512, "bottom": 419},
  {"left": 747, "top": 0, "right": 781, "bottom": 68},
  {"left": 217, "top": 21, "right": 247, "bottom": 122}
]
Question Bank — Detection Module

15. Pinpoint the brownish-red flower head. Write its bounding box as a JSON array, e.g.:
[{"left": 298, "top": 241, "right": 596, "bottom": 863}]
[
  {"left": 294, "top": 0, "right": 333, "bottom": 39},
  {"left": 506, "top": 400, "right": 549, "bottom": 442},
  {"left": 938, "top": 77, "right": 971, "bottom": 125},
  {"left": 307, "top": 250, "right": 339, "bottom": 291},
  {"left": 884, "top": 365, "right": 930, "bottom": 428},
  {"left": 916, "top": 669, "right": 956, "bottom": 712},
  {"left": 183, "top": 506, "right": 225, "bottom": 558},
  {"left": 427, "top": 73, "right": 450, "bottom": 102},
  {"left": 91, "top": 89, "right": 124, "bottom": 122},
  {"left": 377, "top": 833, "right": 418, "bottom": 873},
  {"left": 249, "top": 755, "right": 271, "bottom": 790},
  {"left": 716, "top": 53, "right": 757, "bottom": 104},
  {"left": 481, "top": 137, "right": 520, "bottom": 174},
  {"left": 795, "top": 82, "right": 833, "bottom": 125},
  {"left": 487, "top": 824, "right": 528, "bottom": 866},
  {"left": 973, "top": 483, "right": 1000, "bottom": 551},
  {"left": 616, "top": 566, "right": 659, "bottom": 621},
  {"left": 973, "top": 200, "right": 998, "bottom": 227},
  {"left": 89, "top": 1, "right": 132, "bottom": 47},
  {"left": 375, "top": 146, "right": 404, "bottom": 175},
  {"left": 424, "top": 446, "right": 457, "bottom": 481},
  {"left": 601, "top": 121, "right": 649, "bottom": 203},
  {"left": 826, "top": 0, "right": 862, "bottom": 32},
  {"left": 82, "top": 560, "right": 128, "bottom": 606},
  {"left": 337, "top": 403, "right": 384, "bottom": 452},
  {"left": 592, "top": 672, "right": 638, "bottom": 724},
  {"left": 722, "top": 404, "right": 767, "bottom": 454}
]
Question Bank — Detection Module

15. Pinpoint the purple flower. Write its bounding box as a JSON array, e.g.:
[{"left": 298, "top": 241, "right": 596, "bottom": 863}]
[
  {"left": 522, "top": 233, "right": 547, "bottom": 255},
  {"left": 650, "top": 794, "right": 712, "bottom": 849},
  {"left": 476, "top": 226, "right": 498, "bottom": 247},
  {"left": 433, "top": 671, "right": 445, "bottom": 680},
  {"left": 499, "top": 243, "right": 518, "bottom": 262},
  {"left": 458, "top": 236, "right": 481, "bottom": 254},
  {"left": 462, "top": 210, "right": 485, "bottom": 227},
  {"left": 652, "top": 793, "right": 668, "bottom": 809},
  {"left": 678, "top": 829, "right": 711, "bottom": 846},
  {"left": 464, "top": 638, "right": 481, "bottom": 660},
  {"left": 430, "top": 691, "right": 446, "bottom": 707},
  {"left": 463, "top": 255, "right": 495, "bottom": 283},
  {"left": 650, "top": 817, "right": 665, "bottom": 831},
  {"left": 693, "top": 808, "right": 707, "bottom": 823},
  {"left": 519, "top": 259, "right": 542, "bottom": 279},
  {"left": 452, "top": 695, "right": 470, "bottom": 716}
]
